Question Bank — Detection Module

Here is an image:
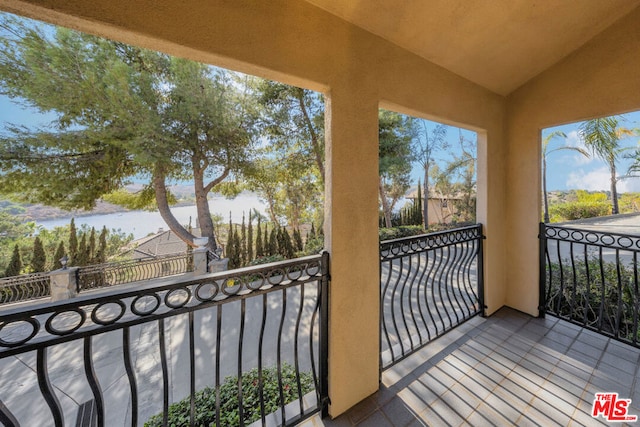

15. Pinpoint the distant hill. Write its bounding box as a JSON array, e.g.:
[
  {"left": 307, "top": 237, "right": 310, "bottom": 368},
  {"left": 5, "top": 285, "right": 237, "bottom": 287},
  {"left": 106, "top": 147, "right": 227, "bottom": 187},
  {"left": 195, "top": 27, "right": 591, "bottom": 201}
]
[{"left": 6, "top": 184, "right": 198, "bottom": 222}]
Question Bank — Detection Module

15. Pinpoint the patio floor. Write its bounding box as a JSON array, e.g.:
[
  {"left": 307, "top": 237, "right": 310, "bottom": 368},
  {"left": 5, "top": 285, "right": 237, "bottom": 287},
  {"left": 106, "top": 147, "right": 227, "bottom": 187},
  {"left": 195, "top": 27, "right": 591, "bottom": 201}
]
[{"left": 302, "top": 307, "right": 640, "bottom": 426}]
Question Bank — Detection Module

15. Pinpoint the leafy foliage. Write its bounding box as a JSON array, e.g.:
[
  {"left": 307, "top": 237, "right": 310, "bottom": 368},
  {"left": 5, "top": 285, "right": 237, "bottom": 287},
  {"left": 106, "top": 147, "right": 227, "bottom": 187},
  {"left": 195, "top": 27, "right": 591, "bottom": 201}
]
[
  {"left": 545, "top": 258, "right": 639, "bottom": 341},
  {"left": 548, "top": 190, "right": 611, "bottom": 222},
  {"left": 144, "top": 364, "right": 314, "bottom": 427}
]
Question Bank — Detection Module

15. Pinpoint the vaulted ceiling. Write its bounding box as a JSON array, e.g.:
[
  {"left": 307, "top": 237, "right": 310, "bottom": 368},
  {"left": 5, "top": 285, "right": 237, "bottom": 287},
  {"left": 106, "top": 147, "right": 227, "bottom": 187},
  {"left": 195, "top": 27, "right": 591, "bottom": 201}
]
[{"left": 304, "top": 0, "right": 640, "bottom": 95}]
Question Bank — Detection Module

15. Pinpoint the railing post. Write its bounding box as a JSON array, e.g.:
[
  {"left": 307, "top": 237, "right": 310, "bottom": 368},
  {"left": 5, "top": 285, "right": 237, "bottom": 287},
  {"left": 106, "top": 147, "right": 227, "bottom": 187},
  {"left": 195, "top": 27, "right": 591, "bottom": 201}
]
[
  {"left": 49, "top": 267, "right": 79, "bottom": 302},
  {"left": 538, "top": 222, "right": 546, "bottom": 318},
  {"left": 320, "top": 250, "right": 330, "bottom": 418},
  {"left": 477, "top": 224, "right": 486, "bottom": 317}
]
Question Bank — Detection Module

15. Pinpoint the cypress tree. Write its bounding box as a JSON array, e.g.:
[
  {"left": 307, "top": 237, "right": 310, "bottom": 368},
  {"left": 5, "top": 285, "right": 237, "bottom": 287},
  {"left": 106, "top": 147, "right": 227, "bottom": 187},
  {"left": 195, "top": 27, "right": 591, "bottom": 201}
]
[
  {"left": 247, "top": 211, "right": 253, "bottom": 263},
  {"left": 282, "top": 229, "right": 294, "bottom": 258},
  {"left": 95, "top": 226, "right": 108, "bottom": 263},
  {"left": 77, "top": 233, "right": 88, "bottom": 266},
  {"left": 5, "top": 244, "right": 22, "bottom": 277},
  {"left": 31, "top": 237, "right": 46, "bottom": 273},
  {"left": 416, "top": 179, "right": 424, "bottom": 226},
  {"left": 53, "top": 241, "right": 65, "bottom": 270},
  {"left": 264, "top": 223, "right": 270, "bottom": 256},
  {"left": 232, "top": 225, "right": 242, "bottom": 268},
  {"left": 255, "top": 217, "right": 264, "bottom": 258},
  {"left": 293, "top": 228, "right": 303, "bottom": 252},
  {"left": 69, "top": 218, "right": 78, "bottom": 264},
  {"left": 226, "top": 214, "right": 235, "bottom": 263},
  {"left": 240, "top": 213, "right": 247, "bottom": 266},
  {"left": 269, "top": 227, "right": 278, "bottom": 257},
  {"left": 88, "top": 227, "right": 97, "bottom": 263}
]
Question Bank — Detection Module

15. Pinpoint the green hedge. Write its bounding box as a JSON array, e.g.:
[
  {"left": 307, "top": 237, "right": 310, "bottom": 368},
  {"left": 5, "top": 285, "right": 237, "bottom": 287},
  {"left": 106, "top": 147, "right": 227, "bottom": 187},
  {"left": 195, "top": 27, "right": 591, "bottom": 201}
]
[{"left": 144, "top": 364, "right": 314, "bottom": 427}]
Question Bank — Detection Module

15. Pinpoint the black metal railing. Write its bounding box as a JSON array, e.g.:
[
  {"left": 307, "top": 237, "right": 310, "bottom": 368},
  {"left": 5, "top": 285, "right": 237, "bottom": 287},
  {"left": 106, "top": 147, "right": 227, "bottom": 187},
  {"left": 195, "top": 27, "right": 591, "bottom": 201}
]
[
  {"left": 540, "top": 223, "right": 640, "bottom": 346},
  {"left": 379, "top": 224, "right": 484, "bottom": 369},
  {"left": 0, "top": 252, "right": 329, "bottom": 427},
  {"left": 76, "top": 252, "right": 194, "bottom": 292},
  {"left": 0, "top": 273, "right": 50, "bottom": 305}
]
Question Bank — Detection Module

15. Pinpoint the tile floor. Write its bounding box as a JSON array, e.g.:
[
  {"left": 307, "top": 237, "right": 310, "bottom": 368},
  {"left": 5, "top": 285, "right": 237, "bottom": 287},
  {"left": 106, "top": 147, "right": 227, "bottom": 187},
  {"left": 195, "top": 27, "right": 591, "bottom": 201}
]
[{"left": 302, "top": 307, "right": 640, "bottom": 426}]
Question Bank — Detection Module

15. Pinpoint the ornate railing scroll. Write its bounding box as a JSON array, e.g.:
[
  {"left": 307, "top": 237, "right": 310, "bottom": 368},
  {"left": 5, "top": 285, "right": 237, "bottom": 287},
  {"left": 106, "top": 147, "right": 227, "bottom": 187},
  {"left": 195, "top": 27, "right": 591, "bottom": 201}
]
[
  {"left": 0, "top": 273, "right": 50, "bottom": 305},
  {"left": 380, "top": 224, "right": 484, "bottom": 369},
  {"left": 0, "top": 252, "right": 329, "bottom": 427},
  {"left": 76, "top": 252, "right": 194, "bottom": 292},
  {"left": 540, "top": 223, "right": 640, "bottom": 346}
]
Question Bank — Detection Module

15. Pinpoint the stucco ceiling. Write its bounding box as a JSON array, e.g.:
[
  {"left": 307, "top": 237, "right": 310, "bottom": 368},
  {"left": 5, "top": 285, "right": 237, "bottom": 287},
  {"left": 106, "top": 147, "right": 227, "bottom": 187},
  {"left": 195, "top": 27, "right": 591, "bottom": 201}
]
[{"left": 304, "top": 0, "right": 640, "bottom": 95}]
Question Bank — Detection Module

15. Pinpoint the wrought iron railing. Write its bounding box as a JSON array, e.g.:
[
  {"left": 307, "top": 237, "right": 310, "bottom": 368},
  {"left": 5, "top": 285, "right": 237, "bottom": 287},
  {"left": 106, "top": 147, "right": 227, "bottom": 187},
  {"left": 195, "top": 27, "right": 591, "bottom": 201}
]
[
  {"left": 0, "top": 273, "right": 50, "bottom": 305},
  {"left": 0, "top": 252, "right": 329, "bottom": 427},
  {"left": 76, "top": 252, "right": 194, "bottom": 292},
  {"left": 540, "top": 223, "right": 640, "bottom": 346},
  {"left": 379, "top": 224, "right": 484, "bottom": 369}
]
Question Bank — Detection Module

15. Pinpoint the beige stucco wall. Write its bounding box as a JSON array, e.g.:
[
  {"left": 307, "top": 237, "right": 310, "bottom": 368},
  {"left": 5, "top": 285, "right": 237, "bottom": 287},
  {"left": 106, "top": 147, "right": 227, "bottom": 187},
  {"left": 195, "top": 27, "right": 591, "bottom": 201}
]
[
  {"left": 0, "top": 0, "right": 507, "bottom": 416},
  {"left": 506, "top": 6, "right": 640, "bottom": 316}
]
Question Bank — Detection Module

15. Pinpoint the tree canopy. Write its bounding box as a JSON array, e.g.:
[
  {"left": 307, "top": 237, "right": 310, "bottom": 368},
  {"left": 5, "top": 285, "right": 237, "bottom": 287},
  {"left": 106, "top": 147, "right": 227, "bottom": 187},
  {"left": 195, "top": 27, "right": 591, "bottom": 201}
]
[{"left": 0, "top": 14, "right": 257, "bottom": 250}]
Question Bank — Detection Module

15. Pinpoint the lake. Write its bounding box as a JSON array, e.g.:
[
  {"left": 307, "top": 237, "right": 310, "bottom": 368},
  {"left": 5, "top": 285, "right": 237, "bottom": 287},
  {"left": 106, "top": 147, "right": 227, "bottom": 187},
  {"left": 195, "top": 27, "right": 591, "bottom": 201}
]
[{"left": 36, "top": 193, "right": 268, "bottom": 238}]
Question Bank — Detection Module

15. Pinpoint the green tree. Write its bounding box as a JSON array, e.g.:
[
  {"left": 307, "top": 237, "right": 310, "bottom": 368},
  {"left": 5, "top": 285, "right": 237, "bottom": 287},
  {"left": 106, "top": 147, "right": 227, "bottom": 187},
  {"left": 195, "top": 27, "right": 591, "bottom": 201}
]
[
  {"left": 414, "top": 123, "right": 448, "bottom": 227},
  {"left": 268, "top": 227, "right": 278, "bottom": 257},
  {"left": 53, "top": 240, "right": 65, "bottom": 270},
  {"left": 76, "top": 233, "right": 88, "bottom": 266},
  {"left": 378, "top": 110, "right": 415, "bottom": 227},
  {"left": 541, "top": 130, "right": 589, "bottom": 223},
  {"left": 95, "top": 226, "right": 108, "bottom": 263},
  {"left": 578, "top": 116, "right": 632, "bottom": 215},
  {"left": 5, "top": 244, "right": 21, "bottom": 276},
  {"left": 0, "top": 16, "right": 256, "bottom": 251},
  {"left": 256, "top": 80, "right": 325, "bottom": 183},
  {"left": 255, "top": 216, "right": 264, "bottom": 258},
  {"left": 88, "top": 227, "right": 97, "bottom": 263},
  {"left": 247, "top": 211, "right": 253, "bottom": 263},
  {"left": 68, "top": 218, "right": 78, "bottom": 264},
  {"left": 293, "top": 228, "right": 303, "bottom": 252},
  {"left": 444, "top": 131, "right": 478, "bottom": 223},
  {"left": 240, "top": 213, "right": 247, "bottom": 265},
  {"left": 31, "top": 236, "right": 46, "bottom": 272}
]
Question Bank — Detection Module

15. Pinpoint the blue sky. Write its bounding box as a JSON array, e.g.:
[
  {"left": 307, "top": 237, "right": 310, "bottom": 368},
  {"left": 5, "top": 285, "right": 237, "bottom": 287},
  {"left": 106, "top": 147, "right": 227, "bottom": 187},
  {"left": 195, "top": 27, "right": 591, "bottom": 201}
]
[{"left": 542, "top": 112, "right": 640, "bottom": 193}]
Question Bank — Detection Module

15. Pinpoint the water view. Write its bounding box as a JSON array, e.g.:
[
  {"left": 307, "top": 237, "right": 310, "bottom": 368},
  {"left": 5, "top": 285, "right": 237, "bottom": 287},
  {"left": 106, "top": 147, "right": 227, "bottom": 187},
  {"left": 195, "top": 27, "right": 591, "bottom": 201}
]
[{"left": 36, "top": 193, "right": 267, "bottom": 239}]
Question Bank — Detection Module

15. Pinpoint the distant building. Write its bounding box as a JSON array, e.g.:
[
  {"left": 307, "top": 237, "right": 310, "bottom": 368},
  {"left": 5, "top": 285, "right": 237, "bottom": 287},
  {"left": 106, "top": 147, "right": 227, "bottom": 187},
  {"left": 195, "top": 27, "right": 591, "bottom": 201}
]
[
  {"left": 404, "top": 187, "right": 467, "bottom": 225},
  {"left": 122, "top": 228, "right": 201, "bottom": 259}
]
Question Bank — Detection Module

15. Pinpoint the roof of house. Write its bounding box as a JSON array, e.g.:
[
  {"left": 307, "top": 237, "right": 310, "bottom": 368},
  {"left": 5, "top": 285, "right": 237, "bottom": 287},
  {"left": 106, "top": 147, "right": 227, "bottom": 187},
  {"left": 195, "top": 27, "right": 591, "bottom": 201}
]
[{"left": 125, "top": 228, "right": 201, "bottom": 259}]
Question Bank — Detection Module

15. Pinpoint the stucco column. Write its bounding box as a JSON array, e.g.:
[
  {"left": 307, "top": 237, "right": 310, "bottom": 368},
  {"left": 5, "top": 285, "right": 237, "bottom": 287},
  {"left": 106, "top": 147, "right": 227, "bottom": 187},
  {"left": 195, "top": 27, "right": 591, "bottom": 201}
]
[{"left": 324, "top": 86, "right": 380, "bottom": 417}]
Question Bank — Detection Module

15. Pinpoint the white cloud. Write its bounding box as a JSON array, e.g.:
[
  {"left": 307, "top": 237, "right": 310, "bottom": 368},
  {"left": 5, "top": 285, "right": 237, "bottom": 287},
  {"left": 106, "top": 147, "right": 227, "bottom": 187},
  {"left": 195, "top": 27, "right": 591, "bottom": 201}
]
[
  {"left": 619, "top": 177, "right": 640, "bottom": 193},
  {"left": 567, "top": 167, "right": 640, "bottom": 193},
  {"left": 566, "top": 167, "right": 610, "bottom": 191}
]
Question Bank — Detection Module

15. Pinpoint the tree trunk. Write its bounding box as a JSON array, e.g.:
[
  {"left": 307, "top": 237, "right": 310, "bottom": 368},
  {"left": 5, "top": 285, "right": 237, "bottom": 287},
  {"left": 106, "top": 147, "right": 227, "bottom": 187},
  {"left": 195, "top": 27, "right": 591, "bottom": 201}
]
[
  {"left": 542, "top": 156, "right": 550, "bottom": 223},
  {"left": 153, "top": 172, "right": 197, "bottom": 248},
  {"left": 423, "top": 166, "right": 429, "bottom": 228},
  {"left": 296, "top": 89, "right": 324, "bottom": 183},
  {"left": 379, "top": 176, "right": 392, "bottom": 228},
  {"left": 610, "top": 161, "right": 619, "bottom": 215},
  {"left": 194, "top": 170, "right": 218, "bottom": 251}
]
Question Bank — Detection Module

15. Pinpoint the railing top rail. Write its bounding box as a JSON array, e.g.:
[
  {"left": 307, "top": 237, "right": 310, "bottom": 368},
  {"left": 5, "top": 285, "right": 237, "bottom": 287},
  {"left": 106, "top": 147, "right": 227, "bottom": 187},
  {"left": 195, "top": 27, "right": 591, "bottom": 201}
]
[
  {"left": 541, "top": 223, "right": 640, "bottom": 251},
  {"left": 0, "top": 272, "right": 49, "bottom": 286},
  {"left": 0, "top": 253, "right": 328, "bottom": 357},
  {"left": 0, "top": 253, "right": 325, "bottom": 320},
  {"left": 76, "top": 252, "right": 192, "bottom": 274},
  {"left": 380, "top": 224, "right": 483, "bottom": 260}
]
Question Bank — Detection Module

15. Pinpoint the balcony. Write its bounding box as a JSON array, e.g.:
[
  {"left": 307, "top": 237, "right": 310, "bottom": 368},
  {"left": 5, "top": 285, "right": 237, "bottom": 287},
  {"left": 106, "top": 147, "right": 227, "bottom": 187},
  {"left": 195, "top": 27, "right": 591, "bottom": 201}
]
[
  {"left": 306, "top": 307, "right": 638, "bottom": 426},
  {"left": 3, "top": 225, "right": 639, "bottom": 426}
]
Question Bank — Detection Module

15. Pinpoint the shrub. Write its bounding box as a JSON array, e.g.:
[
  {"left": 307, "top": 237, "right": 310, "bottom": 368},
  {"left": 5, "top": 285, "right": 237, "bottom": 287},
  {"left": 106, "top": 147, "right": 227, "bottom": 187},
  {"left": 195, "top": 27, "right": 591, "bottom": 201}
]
[
  {"left": 545, "top": 258, "right": 638, "bottom": 340},
  {"left": 549, "top": 201, "right": 610, "bottom": 222},
  {"left": 145, "top": 364, "right": 314, "bottom": 427},
  {"left": 378, "top": 225, "right": 425, "bottom": 241}
]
